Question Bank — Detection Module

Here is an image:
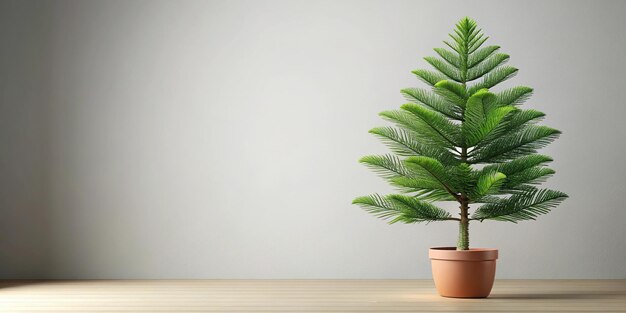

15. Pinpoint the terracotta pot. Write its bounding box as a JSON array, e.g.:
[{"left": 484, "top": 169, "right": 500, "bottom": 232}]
[{"left": 429, "top": 247, "right": 498, "bottom": 298}]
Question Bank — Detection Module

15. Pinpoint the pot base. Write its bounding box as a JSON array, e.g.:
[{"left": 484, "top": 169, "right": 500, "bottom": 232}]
[{"left": 429, "top": 247, "right": 498, "bottom": 298}]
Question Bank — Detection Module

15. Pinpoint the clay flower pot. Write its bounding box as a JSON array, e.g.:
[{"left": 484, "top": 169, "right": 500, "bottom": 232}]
[{"left": 429, "top": 247, "right": 498, "bottom": 298}]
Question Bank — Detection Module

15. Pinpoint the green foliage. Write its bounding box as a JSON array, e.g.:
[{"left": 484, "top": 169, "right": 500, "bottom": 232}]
[
  {"left": 400, "top": 103, "right": 462, "bottom": 146},
  {"left": 401, "top": 87, "right": 463, "bottom": 120},
  {"left": 497, "top": 86, "right": 534, "bottom": 106},
  {"left": 479, "top": 154, "right": 555, "bottom": 192},
  {"left": 412, "top": 69, "right": 447, "bottom": 86},
  {"left": 468, "top": 66, "right": 519, "bottom": 95},
  {"left": 404, "top": 156, "right": 453, "bottom": 192},
  {"left": 434, "top": 80, "right": 467, "bottom": 107},
  {"left": 470, "top": 125, "right": 561, "bottom": 163},
  {"left": 368, "top": 127, "right": 459, "bottom": 165},
  {"left": 468, "top": 46, "right": 500, "bottom": 68},
  {"left": 352, "top": 194, "right": 453, "bottom": 224},
  {"left": 359, "top": 154, "right": 412, "bottom": 179},
  {"left": 462, "top": 89, "right": 516, "bottom": 146},
  {"left": 353, "top": 17, "right": 567, "bottom": 248},
  {"left": 473, "top": 170, "right": 506, "bottom": 199},
  {"left": 467, "top": 53, "right": 509, "bottom": 81},
  {"left": 472, "top": 188, "right": 568, "bottom": 222}
]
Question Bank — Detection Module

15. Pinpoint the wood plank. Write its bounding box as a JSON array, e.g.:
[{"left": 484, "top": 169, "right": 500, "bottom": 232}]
[{"left": 0, "top": 280, "right": 624, "bottom": 312}]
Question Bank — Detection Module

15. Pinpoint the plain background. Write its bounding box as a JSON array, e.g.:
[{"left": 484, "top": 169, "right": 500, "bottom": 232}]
[{"left": 1, "top": 0, "right": 625, "bottom": 279}]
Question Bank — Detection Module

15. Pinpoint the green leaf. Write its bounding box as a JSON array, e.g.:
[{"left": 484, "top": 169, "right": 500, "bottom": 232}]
[
  {"left": 379, "top": 110, "right": 429, "bottom": 134},
  {"left": 404, "top": 156, "right": 455, "bottom": 195},
  {"left": 358, "top": 155, "right": 458, "bottom": 198},
  {"left": 469, "top": 34, "right": 489, "bottom": 53},
  {"left": 472, "top": 188, "right": 568, "bottom": 222},
  {"left": 352, "top": 194, "right": 452, "bottom": 224},
  {"left": 390, "top": 176, "right": 449, "bottom": 195},
  {"left": 450, "top": 17, "right": 484, "bottom": 54},
  {"left": 424, "top": 56, "right": 462, "bottom": 82},
  {"left": 387, "top": 194, "right": 453, "bottom": 223},
  {"left": 448, "top": 33, "right": 465, "bottom": 50},
  {"left": 433, "top": 48, "right": 460, "bottom": 68},
  {"left": 473, "top": 171, "right": 506, "bottom": 198},
  {"left": 463, "top": 90, "right": 516, "bottom": 146},
  {"left": 369, "top": 127, "right": 423, "bottom": 156},
  {"left": 505, "top": 109, "right": 546, "bottom": 131},
  {"left": 456, "top": 17, "right": 478, "bottom": 37},
  {"left": 353, "top": 194, "right": 402, "bottom": 221},
  {"left": 481, "top": 154, "right": 553, "bottom": 177},
  {"left": 434, "top": 80, "right": 467, "bottom": 107},
  {"left": 477, "top": 109, "right": 546, "bottom": 145},
  {"left": 446, "top": 163, "right": 475, "bottom": 196},
  {"left": 443, "top": 40, "right": 461, "bottom": 54},
  {"left": 380, "top": 110, "right": 454, "bottom": 149},
  {"left": 479, "top": 154, "right": 556, "bottom": 191},
  {"left": 368, "top": 127, "right": 459, "bottom": 165},
  {"left": 412, "top": 69, "right": 447, "bottom": 86},
  {"left": 467, "top": 27, "right": 482, "bottom": 45},
  {"left": 467, "top": 53, "right": 510, "bottom": 81},
  {"left": 400, "top": 103, "right": 462, "bottom": 147},
  {"left": 502, "top": 166, "right": 555, "bottom": 190},
  {"left": 497, "top": 86, "right": 534, "bottom": 106},
  {"left": 472, "top": 195, "right": 502, "bottom": 204},
  {"left": 470, "top": 125, "right": 562, "bottom": 163},
  {"left": 415, "top": 189, "right": 459, "bottom": 202},
  {"left": 401, "top": 88, "right": 462, "bottom": 120},
  {"left": 468, "top": 66, "right": 518, "bottom": 95},
  {"left": 359, "top": 154, "right": 411, "bottom": 179},
  {"left": 468, "top": 45, "right": 500, "bottom": 68}
]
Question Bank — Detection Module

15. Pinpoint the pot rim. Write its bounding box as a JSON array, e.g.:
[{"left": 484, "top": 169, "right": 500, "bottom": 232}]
[{"left": 429, "top": 247, "right": 498, "bottom": 261}]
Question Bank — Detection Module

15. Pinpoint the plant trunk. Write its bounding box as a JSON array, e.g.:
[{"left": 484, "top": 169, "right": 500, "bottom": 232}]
[
  {"left": 457, "top": 218, "right": 469, "bottom": 250},
  {"left": 457, "top": 200, "right": 470, "bottom": 250}
]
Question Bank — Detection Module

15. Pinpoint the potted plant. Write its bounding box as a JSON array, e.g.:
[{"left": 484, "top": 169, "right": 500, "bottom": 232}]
[{"left": 353, "top": 17, "right": 568, "bottom": 298}]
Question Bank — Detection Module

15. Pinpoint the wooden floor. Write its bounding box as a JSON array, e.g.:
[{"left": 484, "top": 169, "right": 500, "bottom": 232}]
[{"left": 0, "top": 280, "right": 625, "bottom": 312}]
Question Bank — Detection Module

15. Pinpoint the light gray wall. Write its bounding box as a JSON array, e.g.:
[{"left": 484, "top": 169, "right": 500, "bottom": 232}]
[{"left": 1, "top": 0, "right": 625, "bottom": 279}]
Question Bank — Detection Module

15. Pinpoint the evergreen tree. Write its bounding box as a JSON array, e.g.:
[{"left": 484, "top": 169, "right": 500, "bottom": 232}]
[{"left": 353, "top": 17, "right": 568, "bottom": 250}]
